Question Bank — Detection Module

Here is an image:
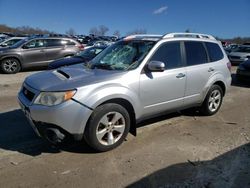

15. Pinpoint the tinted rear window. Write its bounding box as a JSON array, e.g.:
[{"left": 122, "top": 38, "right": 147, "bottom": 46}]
[
  {"left": 205, "top": 42, "right": 224, "bottom": 62},
  {"left": 47, "top": 39, "right": 64, "bottom": 47},
  {"left": 185, "top": 41, "right": 208, "bottom": 66}
]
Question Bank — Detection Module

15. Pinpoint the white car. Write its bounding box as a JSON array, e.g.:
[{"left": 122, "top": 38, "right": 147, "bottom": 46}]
[{"left": 228, "top": 45, "right": 250, "bottom": 64}]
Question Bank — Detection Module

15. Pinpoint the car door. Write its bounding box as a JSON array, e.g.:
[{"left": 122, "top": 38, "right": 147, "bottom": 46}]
[
  {"left": 183, "top": 41, "right": 213, "bottom": 106},
  {"left": 139, "top": 41, "right": 186, "bottom": 117},
  {"left": 45, "top": 39, "right": 66, "bottom": 63},
  {"left": 21, "top": 39, "right": 47, "bottom": 66}
]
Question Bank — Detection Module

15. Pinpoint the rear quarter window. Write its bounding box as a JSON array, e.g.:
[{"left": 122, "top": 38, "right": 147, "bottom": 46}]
[{"left": 205, "top": 42, "right": 224, "bottom": 62}]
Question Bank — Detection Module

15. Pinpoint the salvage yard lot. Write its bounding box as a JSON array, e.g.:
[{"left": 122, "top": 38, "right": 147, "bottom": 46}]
[{"left": 0, "top": 67, "right": 250, "bottom": 187}]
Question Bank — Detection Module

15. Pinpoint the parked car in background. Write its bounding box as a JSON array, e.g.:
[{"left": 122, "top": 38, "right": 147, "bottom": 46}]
[
  {"left": 0, "top": 36, "right": 83, "bottom": 73},
  {"left": 228, "top": 45, "right": 250, "bottom": 64},
  {"left": 48, "top": 46, "right": 106, "bottom": 69},
  {"left": 18, "top": 32, "right": 231, "bottom": 152},
  {"left": 224, "top": 44, "right": 239, "bottom": 54},
  {"left": 236, "top": 58, "right": 250, "bottom": 81},
  {"left": 0, "top": 37, "right": 25, "bottom": 48},
  {"left": 84, "top": 40, "right": 113, "bottom": 49}
]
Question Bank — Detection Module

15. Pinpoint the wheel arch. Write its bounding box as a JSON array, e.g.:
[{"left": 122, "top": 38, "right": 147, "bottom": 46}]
[
  {"left": 213, "top": 80, "right": 226, "bottom": 96},
  {"left": 98, "top": 98, "right": 137, "bottom": 136},
  {"left": 0, "top": 56, "right": 22, "bottom": 73}
]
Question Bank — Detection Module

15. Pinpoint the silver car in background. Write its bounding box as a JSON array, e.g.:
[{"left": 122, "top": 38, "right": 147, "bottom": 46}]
[
  {"left": 228, "top": 45, "right": 250, "bottom": 64},
  {"left": 18, "top": 33, "right": 232, "bottom": 152}
]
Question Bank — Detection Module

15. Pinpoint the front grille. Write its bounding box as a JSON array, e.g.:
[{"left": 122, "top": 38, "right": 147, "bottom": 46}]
[{"left": 22, "top": 86, "right": 35, "bottom": 101}]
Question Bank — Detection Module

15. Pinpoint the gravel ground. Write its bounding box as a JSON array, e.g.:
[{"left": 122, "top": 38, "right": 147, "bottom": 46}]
[{"left": 0, "top": 67, "right": 249, "bottom": 188}]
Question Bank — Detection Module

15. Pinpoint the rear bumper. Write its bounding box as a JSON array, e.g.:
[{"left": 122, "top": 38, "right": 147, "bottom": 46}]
[{"left": 18, "top": 91, "right": 93, "bottom": 140}]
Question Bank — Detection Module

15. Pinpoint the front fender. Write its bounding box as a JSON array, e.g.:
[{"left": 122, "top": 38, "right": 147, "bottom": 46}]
[
  {"left": 73, "top": 84, "right": 142, "bottom": 120},
  {"left": 0, "top": 54, "right": 23, "bottom": 63}
]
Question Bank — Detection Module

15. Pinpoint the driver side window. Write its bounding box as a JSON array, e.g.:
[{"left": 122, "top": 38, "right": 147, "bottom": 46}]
[{"left": 150, "top": 41, "right": 182, "bottom": 70}]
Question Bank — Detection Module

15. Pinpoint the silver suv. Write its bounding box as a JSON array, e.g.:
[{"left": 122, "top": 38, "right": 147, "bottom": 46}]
[
  {"left": 0, "top": 37, "right": 83, "bottom": 73},
  {"left": 18, "top": 33, "right": 232, "bottom": 151}
]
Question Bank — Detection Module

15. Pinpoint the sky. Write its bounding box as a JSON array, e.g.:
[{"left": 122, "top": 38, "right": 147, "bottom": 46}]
[{"left": 0, "top": 0, "right": 249, "bottom": 38}]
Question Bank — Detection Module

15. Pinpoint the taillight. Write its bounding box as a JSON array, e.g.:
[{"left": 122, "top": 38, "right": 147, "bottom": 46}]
[
  {"left": 78, "top": 44, "right": 84, "bottom": 51},
  {"left": 227, "top": 61, "right": 232, "bottom": 72}
]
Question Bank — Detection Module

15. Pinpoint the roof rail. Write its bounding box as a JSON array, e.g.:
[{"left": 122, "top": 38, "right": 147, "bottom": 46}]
[
  {"left": 125, "top": 34, "right": 162, "bottom": 38},
  {"left": 163, "top": 32, "right": 216, "bottom": 40}
]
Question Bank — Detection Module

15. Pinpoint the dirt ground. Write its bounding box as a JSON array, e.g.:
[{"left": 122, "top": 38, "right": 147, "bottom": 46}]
[{"left": 0, "top": 67, "right": 250, "bottom": 188}]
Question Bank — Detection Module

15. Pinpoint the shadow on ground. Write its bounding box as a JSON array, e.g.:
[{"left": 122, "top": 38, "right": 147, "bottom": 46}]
[
  {"left": 127, "top": 143, "right": 250, "bottom": 188},
  {"left": 0, "top": 109, "right": 95, "bottom": 156}
]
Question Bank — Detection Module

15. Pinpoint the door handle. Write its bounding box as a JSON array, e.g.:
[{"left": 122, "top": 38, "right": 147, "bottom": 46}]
[
  {"left": 176, "top": 73, "right": 186, "bottom": 78},
  {"left": 208, "top": 67, "right": 215, "bottom": 72},
  {"left": 40, "top": 49, "right": 45, "bottom": 52}
]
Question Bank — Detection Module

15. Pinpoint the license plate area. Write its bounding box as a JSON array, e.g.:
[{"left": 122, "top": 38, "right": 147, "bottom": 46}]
[{"left": 19, "top": 101, "right": 41, "bottom": 137}]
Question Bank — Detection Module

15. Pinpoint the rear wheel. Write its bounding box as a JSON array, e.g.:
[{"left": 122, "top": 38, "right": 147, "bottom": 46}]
[
  {"left": 1, "top": 58, "right": 21, "bottom": 74},
  {"left": 84, "top": 103, "right": 130, "bottom": 152},
  {"left": 200, "top": 85, "right": 223, "bottom": 116}
]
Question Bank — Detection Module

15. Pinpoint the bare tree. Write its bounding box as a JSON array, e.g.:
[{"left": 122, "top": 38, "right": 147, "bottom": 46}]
[
  {"left": 65, "top": 28, "right": 77, "bottom": 36},
  {"left": 89, "top": 27, "right": 99, "bottom": 36},
  {"left": 113, "top": 30, "right": 120, "bottom": 38},
  {"left": 127, "top": 28, "right": 147, "bottom": 35},
  {"left": 89, "top": 25, "right": 109, "bottom": 36},
  {"left": 98, "top": 25, "right": 109, "bottom": 36}
]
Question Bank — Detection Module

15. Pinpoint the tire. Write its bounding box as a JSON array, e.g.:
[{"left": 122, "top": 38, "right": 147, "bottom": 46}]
[
  {"left": 84, "top": 103, "right": 130, "bottom": 152},
  {"left": 1, "top": 58, "right": 21, "bottom": 74},
  {"left": 200, "top": 85, "right": 223, "bottom": 116}
]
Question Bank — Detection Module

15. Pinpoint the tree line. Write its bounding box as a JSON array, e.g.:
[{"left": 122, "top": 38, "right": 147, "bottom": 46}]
[{"left": 1, "top": 24, "right": 249, "bottom": 44}]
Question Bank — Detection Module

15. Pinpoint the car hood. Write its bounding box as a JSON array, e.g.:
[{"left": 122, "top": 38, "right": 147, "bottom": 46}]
[
  {"left": 49, "top": 56, "right": 87, "bottom": 69},
  {"left": 25, "top": 66, "right": 127, "bottom": 91},
  {"left": 229, "top": 52, "right": 250, "bottom": 57}
]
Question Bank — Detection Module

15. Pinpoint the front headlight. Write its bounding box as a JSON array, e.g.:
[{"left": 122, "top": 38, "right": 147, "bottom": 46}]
[{"left": 34, "top": 90, "right": 76, "bottom": 106}]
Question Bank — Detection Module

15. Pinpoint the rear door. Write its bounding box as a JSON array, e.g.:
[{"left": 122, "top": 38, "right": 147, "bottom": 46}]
[
  {"left": 183, "top": 41, "right": 214, "bottom": 106},
  {"left": 45, "top": 39, "right": 66, "bottom": 63},
  {"left": 139, "top": 41, "right": 186, "bottom": 117},
  {"left": 21, "top": 39, "right": 47, "bottom": 67}
]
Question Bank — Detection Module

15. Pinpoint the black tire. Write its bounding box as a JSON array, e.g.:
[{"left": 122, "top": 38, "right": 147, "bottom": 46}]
[
  {"left": 84, "top": 103, "right": 130, "bottom": 152},
  {"left": 1, "top": 58, "right": 21, "bottom": 74},
  {"left": 200, "top": 85, "right": 223, "bottom": 116}
]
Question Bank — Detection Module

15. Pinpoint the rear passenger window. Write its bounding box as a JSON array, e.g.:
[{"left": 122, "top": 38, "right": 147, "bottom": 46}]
[
  {"left": 150, "top": 41, "right": 182, "bottom": 69},
  {"left": 185, "top": 41, "right": 208, "bottom": 66},
  {"left": 47, "top": 39, "right": 64, "bottom": 47},
  {"left": 63, "top": 40, "right": 76, "bottom": 46},
  {"left": 205, "top": 42, "right": 224, "bottom": 62}
]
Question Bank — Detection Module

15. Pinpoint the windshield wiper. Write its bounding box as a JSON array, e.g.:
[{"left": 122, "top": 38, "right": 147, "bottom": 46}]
[{"left": 92, "top": 63, "right": 113, "bottom": 70}]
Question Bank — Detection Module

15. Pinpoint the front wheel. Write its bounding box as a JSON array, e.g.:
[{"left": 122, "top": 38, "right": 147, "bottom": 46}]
[
  {"left": 84, "top": 103, "right": 130, "bottom": 152},
  {"left": 1, "top": 58, "right": 21, "bottom": 74},
  {"left": 200, "top": 85, "right": 223, "bottom": 116}
]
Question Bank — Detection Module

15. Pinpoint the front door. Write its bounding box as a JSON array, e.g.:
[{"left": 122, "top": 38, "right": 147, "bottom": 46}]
[
  {"left": 139, "top": 41, "right": 186, "bottom": 117},
  {"left": 21, "top": 39, "right": 47, "bottom": 67}
]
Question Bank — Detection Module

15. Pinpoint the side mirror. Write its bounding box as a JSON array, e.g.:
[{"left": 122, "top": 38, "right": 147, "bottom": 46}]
[
  {"left": 147, "top": 61, "right": 165, "bottom": 72},
  {"left": 22, "top": 45, "right": 30, "bottom": 49}
]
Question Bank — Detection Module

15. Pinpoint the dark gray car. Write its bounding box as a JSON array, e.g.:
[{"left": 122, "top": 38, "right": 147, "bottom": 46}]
[{"left": 0, "top": 37, "right": 83, "bottom": 73}]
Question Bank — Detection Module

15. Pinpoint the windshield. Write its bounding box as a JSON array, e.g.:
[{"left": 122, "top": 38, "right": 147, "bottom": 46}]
[
  {"left": 90, "top": 40, "right": 155, "bottom": 71},
  {"left": 11, "top": 37, "right": 29, "bottom": 48}
]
